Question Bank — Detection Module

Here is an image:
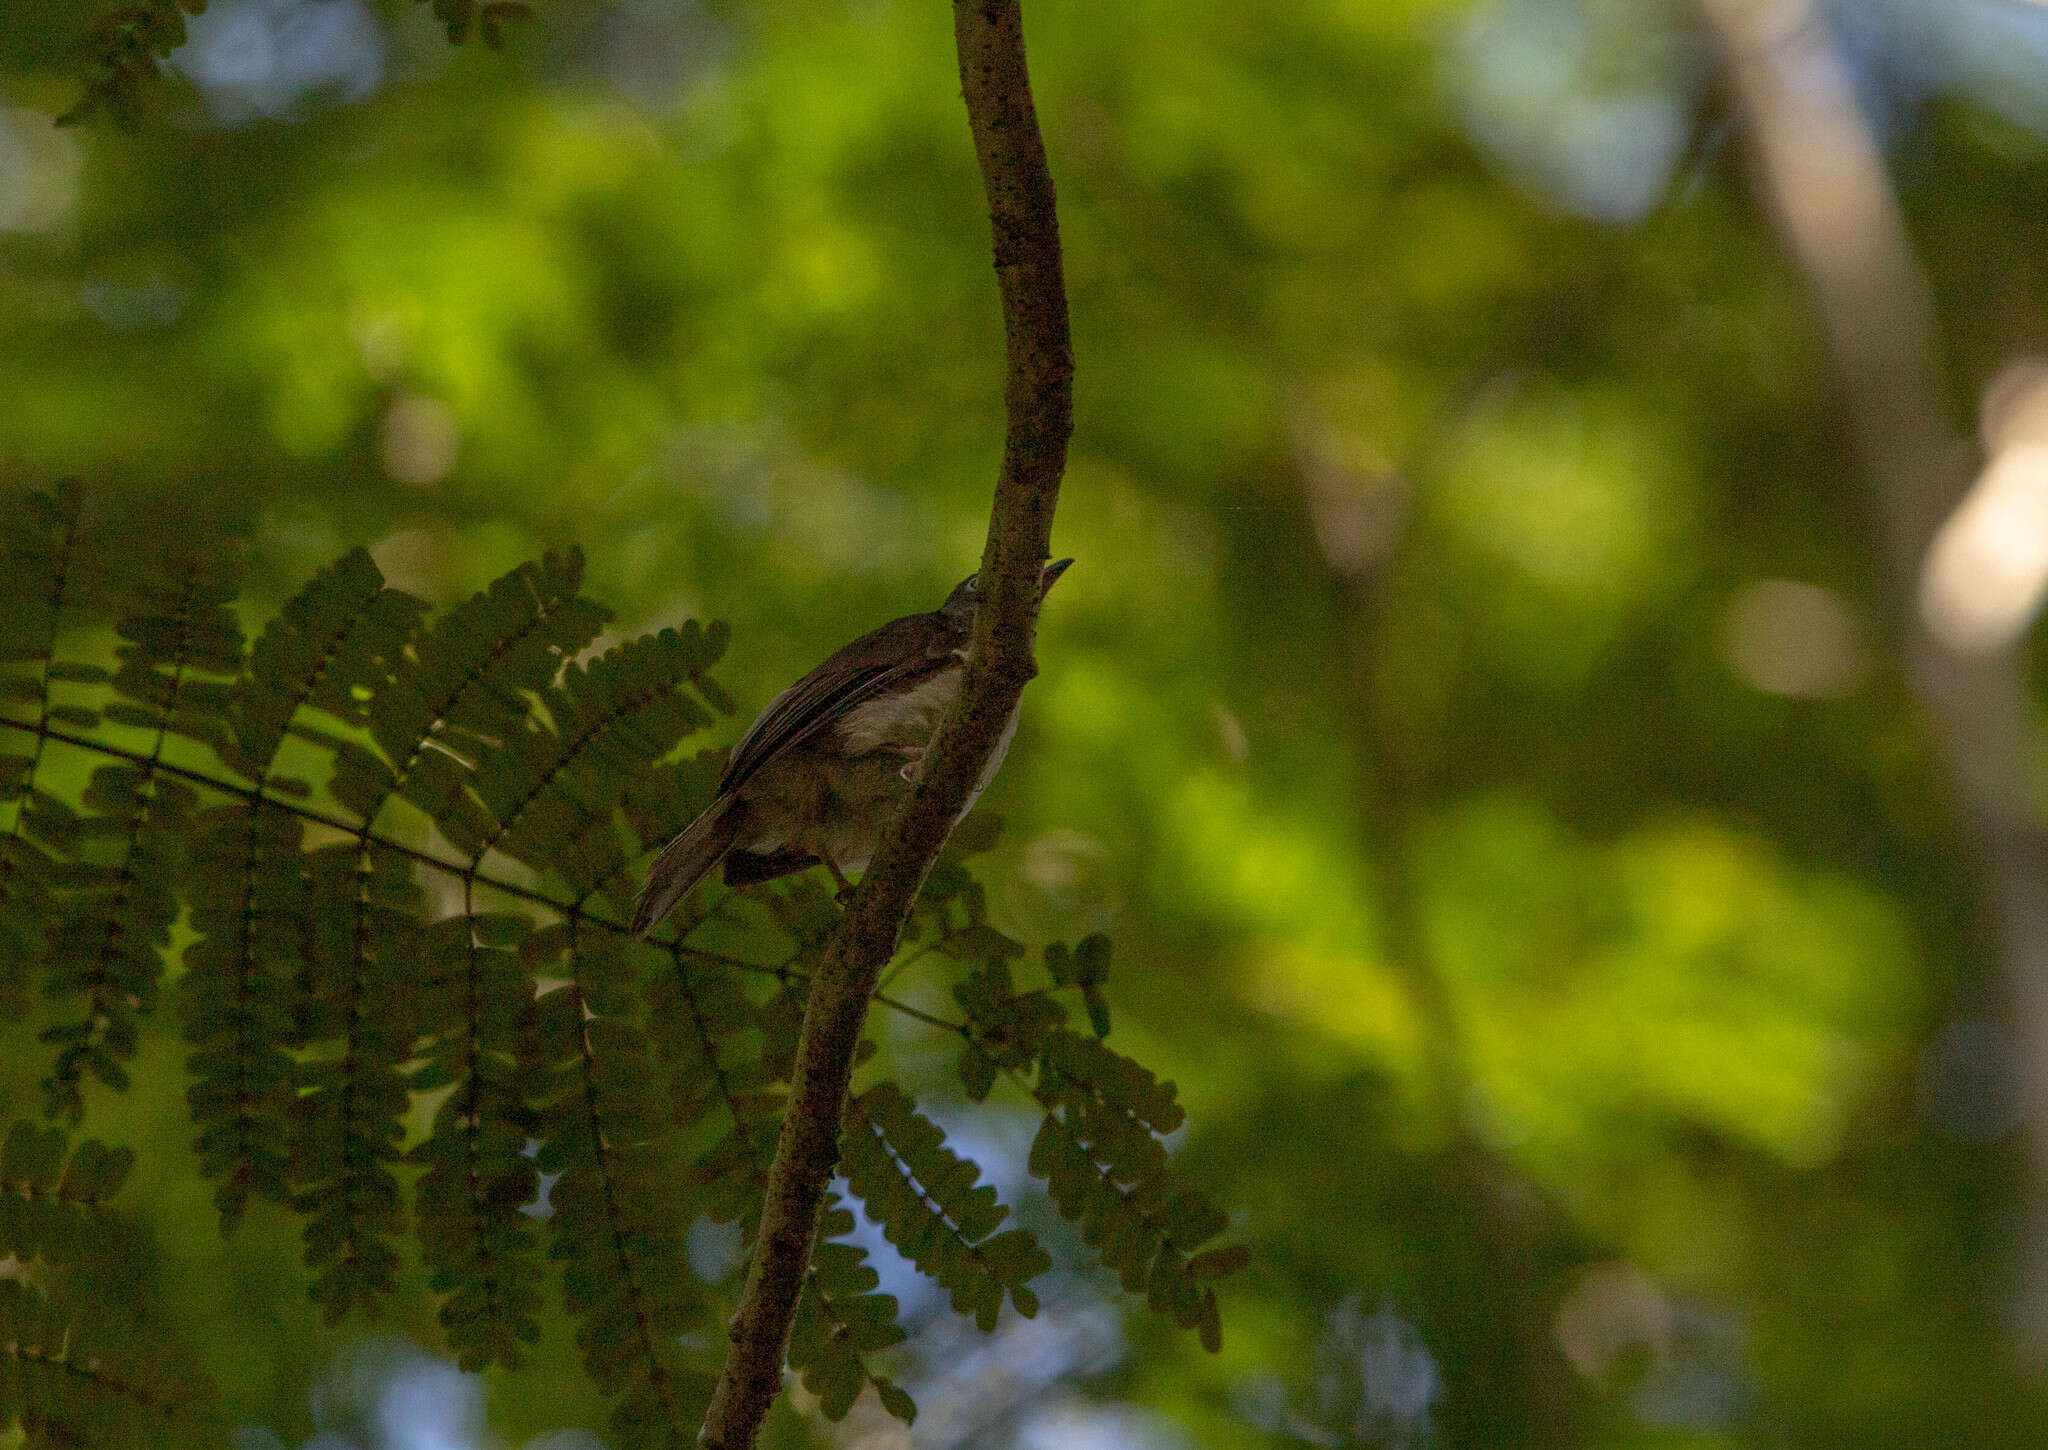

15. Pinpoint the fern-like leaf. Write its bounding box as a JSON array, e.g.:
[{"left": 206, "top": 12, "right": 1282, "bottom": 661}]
[
  {"left": 648, "top": 947, "right": 781, "bottom": 1224},
  {"left": 296, "top": 550, "right": 598, "bottom": 1320},
  {"left": 649, "top": 956, "right": 914, "bottom": 1424},
  {"left": 187, "top": 548, "right": 421, "bottom": 1229},
  {"left": 0, "top": 1278, "right": 221, "bottom": 1449},
  {"left": 39, "top": 763, "right": 196, "bottom": 1117},
  {"left": 0, "top": 483, "right": 87, "bottom": 1019},
  {"left": 787, "top": 1196, "right": 911, "bottom": 1424},
  {"left": 103, "top": 550, "right": 245, "bottom": 753},
  {"left": 530, "top": 923, "right": 714, "bottom": 1448},
  {"left": 449, "top": 622, "right": 731, "bottom": 899},
  {"left": 0, "top": 486, "right": 1233, "bottom": 1430},
  {"left": 293, "top": 840, "right": 421, "bottom": 1319},
  {"left": 0, "top": 1122, "right": 136, "bottom": 1282},
  {"left": 181, "top": 800, "right": 306, "bottom": 1228},
  {"left": 43, "top": 550, "right": 243, "bottom": 1117},
  {"left": 957, "top": 956, "right": 1243, "bottom": 1351},
  {"left": 0, "top": 1121, "right": 222, "bottom": 1447},
  {"left": 1028, "top": 1028, "right": 1227, "bottom": 1350},
  {"left": 412, "top": 912, "right": 546, "bottom": 1371},
  {"left": 225, "top": 545, "right": 423, "bottom": 780},
  {"left": 339, "top": 548, "right": 605, "bottom": 830},
  {"left": 952, "top": 959, "right": 1064, "bottom": 1102},
  {"left": 404, "top": 587, "right": 725, "bottom": 1369},
  {"left": 842, "top": 1081, "right": 1049, "bottom": 1331}
]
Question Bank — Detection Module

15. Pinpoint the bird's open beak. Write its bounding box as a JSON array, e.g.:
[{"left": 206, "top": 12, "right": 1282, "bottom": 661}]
[{"left": 1039, "top": 558, "right": 1074, "bottom": 597}]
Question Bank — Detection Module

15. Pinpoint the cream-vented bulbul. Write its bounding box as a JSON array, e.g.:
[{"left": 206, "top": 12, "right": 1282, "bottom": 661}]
[{"left": 630, "top": 559, "right": 1072, "bottom": 937}]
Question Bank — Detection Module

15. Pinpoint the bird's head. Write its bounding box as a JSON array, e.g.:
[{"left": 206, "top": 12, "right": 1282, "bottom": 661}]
[{"left": 938, "top": 557, "right": 1072, "bottom": 627}]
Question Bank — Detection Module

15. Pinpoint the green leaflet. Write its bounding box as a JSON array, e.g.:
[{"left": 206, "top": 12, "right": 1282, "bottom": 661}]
[
  {"left": 421, "top": 0, "right": 535, "bottom": 48},
  {"left": 787, "top": 1197, "right": 910, "bottom": 1423},
  {"left": 620, "top": 748, "right": 727, "bottom": 866},
  {"left": 530, "top": 925, "right": 716, "bottom": 1446},
  {"left": 0, "top": 484, "right": 1233, "bottom": 1443},
  {"left": 648, "top": 948, "right": 911, "bottom": 1422},
  {"left": 106, "top": 552, "right": 245, "bottom": 753},
  {"left": 0, "top": 486, "right": 78, "bottom": 1018},
  {"left": 41, "top": 546, "right": 246, "bottom": 1116},
  {"left": 187, "top": 550, "right": 420, "bottom": 1234},
  {"left": 0, "top": 1279, "right": 220, "bottom": 1450},
  {"left": 952, "top": 959, "right": 1065, "bottom": 1099},
  {"left": 0, "top": 1121, "right": 132, "bottom": 1267},
  {"left": 412, "top": 913, "right": 546, "bottom": 1371},
  {"left": 40, "top": 763, "right": 198, "bottom": 1117},
  {"left": 292, "top": 548, "right": 601, "bottom": 1324},
  {"left": 339, "top": 548, "right": 606, "bottom": 826},
  {"left": 229, "top": 546, "right": 423, "bottom": 779},
  {"left": 453, "top": 621, "right": 731, "bottom": 900},
  {"left": 1046, "top": 932, "right": 1114, "bottom": 1037},
  {"left": 181, "top": 799, "right": 307, "bottom": 1228},
  {"left": 56, "top": 0, "right": 206, "bottom": 128},
  {"left": 295, "top": 839, "right": 421, "bottom": 1320},
  {"left": 648, "top": 945, "right": 782, "bottom": 1225},
  {"left": 843, "top": 1081, "right": 1050, "bottom": 1332},
  {"left": 0, "top": 836, "right": 51, "bottom": 1020},
  {"left": 957, "top": 954, "right": 1245, "bottom": 1351},
  {"left": 0, "top": 1121, "right": 221, "bottom": 1447}
]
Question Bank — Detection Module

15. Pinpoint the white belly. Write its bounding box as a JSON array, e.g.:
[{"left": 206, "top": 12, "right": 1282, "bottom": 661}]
[
  {"left": 835, "top": 667, "right": 964, "bottom": 754},
  {"left": 965, "top": 704, "right": 1021, "bottom": 811},
  {"left": 833, "top": 663, "right": 1020, "bottom": 827}
]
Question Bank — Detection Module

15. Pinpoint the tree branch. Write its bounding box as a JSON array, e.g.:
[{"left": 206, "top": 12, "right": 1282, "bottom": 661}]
[
  {"left": 694, "top": 3, "right": 1073, "bottom": 1445},
  {"left": 1697, "top": 0, "right": 2048, "bottom": 1358}
]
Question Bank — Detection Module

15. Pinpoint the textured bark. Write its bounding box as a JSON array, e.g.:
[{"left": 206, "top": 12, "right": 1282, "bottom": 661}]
[{"left": 694, "top": 3, "right": 1072, "bottom": 1445}]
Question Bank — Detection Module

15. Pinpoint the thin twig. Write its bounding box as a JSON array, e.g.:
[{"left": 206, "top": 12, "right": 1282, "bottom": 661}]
[
  {"left": 875, "top": 937, "right": 941, "bottom": 995},
  {"left": 695, "top": 2, "right": 1072, "bottom": 1443}
]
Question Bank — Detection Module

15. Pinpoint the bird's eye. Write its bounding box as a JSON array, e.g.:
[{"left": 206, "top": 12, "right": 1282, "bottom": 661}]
[{"left": 965, "top": 576, "right": 978, "bottom": 592}]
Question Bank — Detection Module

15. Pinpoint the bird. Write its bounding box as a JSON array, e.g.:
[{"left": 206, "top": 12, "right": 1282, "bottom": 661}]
[{"left": 630, "top": 558, "right": 1073, "bottom": 938}]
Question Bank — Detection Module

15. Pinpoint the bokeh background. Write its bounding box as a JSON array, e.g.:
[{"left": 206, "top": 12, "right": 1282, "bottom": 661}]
[{"left": 7, "top": 0, "right": 2048, "bottom": 1445}]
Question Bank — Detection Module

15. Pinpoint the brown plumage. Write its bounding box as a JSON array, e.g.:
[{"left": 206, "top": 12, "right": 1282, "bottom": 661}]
[{"left": 630, "top": 560, "right": 1070, "bottom": 938}]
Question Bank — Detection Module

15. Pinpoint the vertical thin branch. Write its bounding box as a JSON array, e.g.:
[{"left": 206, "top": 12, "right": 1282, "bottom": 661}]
[
  {"left": 695, "top": 2, "right": 1073, "bottom": 1446},
  {"left": 1697, "top": 0, "right": 2048, "bottom": 1357}
]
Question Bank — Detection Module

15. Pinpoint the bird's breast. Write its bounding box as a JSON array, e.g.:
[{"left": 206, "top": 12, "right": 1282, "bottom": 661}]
[{"left": 835, "top": 665, "right": 965, "bottom": 754}]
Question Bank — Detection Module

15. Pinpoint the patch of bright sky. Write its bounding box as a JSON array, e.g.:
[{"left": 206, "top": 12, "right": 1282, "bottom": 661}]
[
  {"left": 1017, "top": 1400, "right": 1193, "bottom": 1450},
  {"left": 901, "top": 1298, "right": 1127, "bottom": 1450},
  {"left": 1453, "top": 0, "right": 1703, "bottom": 223},
  {"left": 1454, "top": 0, "right": 2048, "bottom": 224},
  {"left": 1828, "top": 0, "right": 2048, "bottom": 138},
  {"left": 175, "top": 0, "right": 383, "bottom": 125},
  {"left": 239, "top": 1337, "right": 602, "bottom": 1450}
]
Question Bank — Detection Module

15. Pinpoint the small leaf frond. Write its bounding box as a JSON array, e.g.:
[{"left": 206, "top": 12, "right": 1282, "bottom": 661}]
[
  {"left": 0, "top": 1120, "right": 222, "bottom": 1447},
  {"left": 842, "top": 1080, "right": 1050, "bottom": 1331},
  {"left": 0, "top": 483, "right": 1233, "bottom": 1442}
]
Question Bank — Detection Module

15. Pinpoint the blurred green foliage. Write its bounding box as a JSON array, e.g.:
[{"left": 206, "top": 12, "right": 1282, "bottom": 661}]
[{"left": 4, "top": 0, "right": 2048, "bottom": 1446}]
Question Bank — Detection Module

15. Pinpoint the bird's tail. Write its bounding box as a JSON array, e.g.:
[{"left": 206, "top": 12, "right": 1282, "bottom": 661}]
[{"left": 631, "top": 797, "right": 743, "bottom": 938}]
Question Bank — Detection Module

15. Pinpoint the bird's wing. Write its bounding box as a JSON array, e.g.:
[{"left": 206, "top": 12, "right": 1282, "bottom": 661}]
[{"left": 717, "top": 611, "right": 954, "bottom": 795}]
